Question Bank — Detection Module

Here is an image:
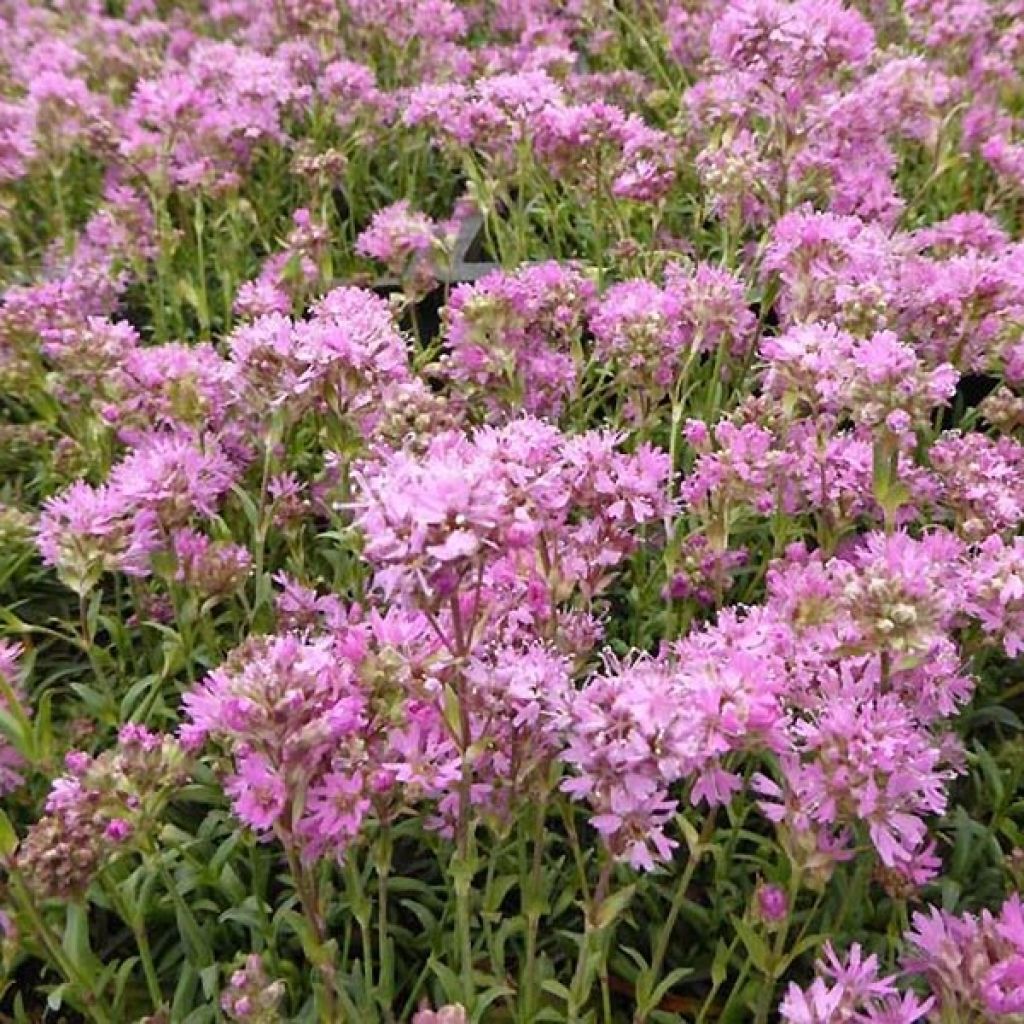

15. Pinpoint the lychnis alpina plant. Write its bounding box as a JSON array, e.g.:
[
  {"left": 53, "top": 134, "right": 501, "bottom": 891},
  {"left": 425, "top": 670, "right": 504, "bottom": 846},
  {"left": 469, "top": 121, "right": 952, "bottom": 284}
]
[{"left": 1, "top": 0, "right": 1024, "bottom": 1022}]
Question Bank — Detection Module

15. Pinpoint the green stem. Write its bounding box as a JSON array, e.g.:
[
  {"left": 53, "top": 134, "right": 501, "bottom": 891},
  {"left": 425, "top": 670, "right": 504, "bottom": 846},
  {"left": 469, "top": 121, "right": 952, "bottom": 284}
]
[
  {"left": 521, "top": 797, "right": 548, "bottom": 1022},
  {"left": 753, "top": 869, "right": 803, "bottom": 1024},
  {"left": 568, "top": 859, "right": 613, "bottom": 1022},
  {"left": 449, "top": 598, "right": 478, "bottom": 1013},
  {"left": 695, "top": 937, "right": 740, "bottom": 1024},
  {"left": 284, "top": 845, "right": 340, "bottom": 1024},
  {"left": 9, "top": 876, "right": 114, "bottom": 1024},
  {"left": 714, "top": 955, "right": 753, "bottom": 1024},
  {"left": 101, "top": 875, "right": 162, "bottom": 1011},
  {"left": 343, "top": 858, "right": 374, "bottom": 1008},
  {"left": 50, "top": 165, "right": 70, "bottom": 252},
  {"left": 453, "top": 849, "right": 476, "bottom": 1013},
  {"left": 639, "top": 813, "right": 717, "bottom": 1022},
  {"left": 375, "top": 831, "right": 394, "bottom": 1015},
  {"left": 78, "top": 593, "right": 110, "bottom": 693},
  {"left": 193, "top": 198, "right": 211, "bottom": 339}
]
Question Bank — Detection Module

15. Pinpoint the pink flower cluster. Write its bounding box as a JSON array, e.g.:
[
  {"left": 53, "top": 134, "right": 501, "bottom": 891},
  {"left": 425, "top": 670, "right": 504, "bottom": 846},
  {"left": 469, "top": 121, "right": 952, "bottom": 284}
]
[
  {"left": 0, "top": 642, "right": 27, "bottom": 796},
  {"left": 440, "top": 262, "right": 595, "bottom": 419},
  {"left": 406, "top": 72, "right": 677, "bottom": 201},
  {"left": 14, "top": 727, "right": 186, "bottom": 899},
  {"left": 37, "top": 435, "right": 238, "bottom": 595},
  {"left": 4, "top": 0, "right": 1024, "bottom": 1016},
  {"left": 590, "top": 263, "right": 754, "bottom": 407},
  {"left": 783, "top": 894, "right": 1024, "bottom": 1021},
  {"left": 352, "top": 417, "right": 670, "bottom": 613}
]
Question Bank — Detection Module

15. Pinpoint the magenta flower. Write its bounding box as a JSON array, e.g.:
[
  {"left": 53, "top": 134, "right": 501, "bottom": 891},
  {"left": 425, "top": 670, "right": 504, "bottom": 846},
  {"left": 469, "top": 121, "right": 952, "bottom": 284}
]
[
  {"left": 227, "top": 286, "right": 410, "bottom": 430},
  {"left": 779, "top": 942, "right": 933, "bottom": 1023},
  {"left": 442, "top": 262, "right": 594, "bottom": 419},
  {"left": 108, "top": 435, "right": 238, "bottom": 529},
  {"left": 562, "top": 621, "right": 787, "bottom": 871},
  {"left": 301, "top": 770, "right": 371, "bottom": 851},
  {"left": 182, "top": 633, "right": 376, "bottom": 857},
  {"left": 171, "top": 528, "right": 252, "bottom": 598},
  {"left": 0, "top": 641, "right": 27, "bottom": 795},
  {"left": 356, "top": 200, "right": 445, "bottom": 285},
  {"left": 756, "top": 685, "right": 956, "bottom": 877},
  {"left": 106, "top": 342, "right": 243, "bottom": 447},
  {"left": 965, "top": 535, "right": 1024, "bottom": 656},
  {"left": 352, "top": 436, "right": 521, "bottom": 604},
  {"left": 118, "top": 42, "right": 303, "bottom": 192},
  {"left": 590, "top": 279, "right": 688, "bottom": 398},
  {"left": 904, "top": 896, "right": 1024, "bottom": 1018},
  {"left": 0, "top": 100, "right": 36, "bottom": 185},
  {"left": 37, "top": 482, "right": 160, "bottom": 593},
  {"left": 227, "top": 754, "right": 287, "bottom": 833},
  {"left": 756, "top": 883, "right": 788, "bottom": 924}
]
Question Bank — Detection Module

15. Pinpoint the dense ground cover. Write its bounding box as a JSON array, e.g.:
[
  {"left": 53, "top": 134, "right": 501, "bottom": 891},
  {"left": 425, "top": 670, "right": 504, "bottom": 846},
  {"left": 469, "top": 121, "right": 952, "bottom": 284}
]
[{"left": 3, "top": 0, "right": 1024, "bottom": 1021}]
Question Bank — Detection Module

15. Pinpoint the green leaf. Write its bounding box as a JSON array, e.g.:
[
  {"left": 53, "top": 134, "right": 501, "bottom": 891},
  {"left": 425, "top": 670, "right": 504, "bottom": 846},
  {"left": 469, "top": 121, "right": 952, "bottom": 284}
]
[
  {"left": 427, "top": 956, "right": 462, "bottom": 1004},
  {"left": 595, "top": 884, "right": 636, "bottom": 930},
  {"left": 964, "top": 705, "right": 1023, "bottom": 731},
  {"left": 219, "top": 906, "right": 267, "bottom": 931},
  {"left": 121, "top": 675, "right": 161, "bottom": 721},
  {"left": 171, "top": 963, "right": 199, "bottom": 1020},
  {"left": 872, "top": 441, "right": 890, "bottom": 499},
  {"left": 540, "top": 979, "right": 571, "bottom": 1003},
  {"left": 0, "top": 706, "right": 30, "bottom": 762},
  {"left": 472, "top": 985, "right": 515, "bottom": 1023},
  {"left": 62, "top": 902, "right": 93, "bottom": 974},
  {"left": 46, "top": 982, "right": 70, "bottom": 1013},
  {"left": 111, "top": 957, "right": 139, "bottom": 1012},
  {"left": 974, "top": 743, "right": 1006, "bottom": 808},
  {"left": 33, "top": 690, "right": 53, "bottom": 765},
  {"left": 780, "top": 932, "right": 831, "bottom": 974},
  {"left": 199, "top": 964, "right": 220, "bottom": 999},
  {"left": 177, "top": 278, "right": 200, "bottom": 312},
  {"left": 167, "top": 876, "right": 214, "bottom": 968},
  {"left": 676, "top": 815, "right": 700, "bottom": 854},
  {"left": 731, "top": 916, "right": 772, "bottom": 975},
  {"left": 398, "top": 898, "right": 439, "bottom": 935},
  {"left": 69, "top": 683, "right": 116, "bottom": 722},
  {"left": 482, "top": 873, "right": 519, "bottom": 915},
  {"left": 711, "top": 938, "right": 733, "bottom": 988},
  {"left": 442, "top": 683, "right": 462, "bottom": 739},
  {"left": 0, "top": 808, "right": 18, "bottom": 856},
  {"left": 617, "top": 945, "right": 649, "bottom": 975},
  {"left": 648, "top": 966, "right": 693, "bottom": 1012}
]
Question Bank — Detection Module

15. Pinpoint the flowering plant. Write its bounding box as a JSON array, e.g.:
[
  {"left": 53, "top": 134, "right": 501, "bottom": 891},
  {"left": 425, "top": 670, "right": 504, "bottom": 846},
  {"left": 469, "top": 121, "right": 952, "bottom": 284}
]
[{"left": 2, "top": 1, "right": 1024, "bottom": 1022}]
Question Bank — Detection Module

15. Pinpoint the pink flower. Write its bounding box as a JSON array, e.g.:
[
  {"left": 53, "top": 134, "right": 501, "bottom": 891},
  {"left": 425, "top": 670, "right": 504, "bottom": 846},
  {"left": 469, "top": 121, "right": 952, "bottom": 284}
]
[
  {"left": 966, "top": 535, "right": 1024, "bottom": 656},
  {"left": 118, "top": 41, "right": 303, "bottom": 192},
  {"left": 171, "top": 528, "right": 251, "bottom": 597},
  {"left": 37, "top": 482, "right": 160, "bottom": 593},
  {"left": 106, "top": 342, "right": 243, "bottom": 446},
  {"left": 300, "top": 771, "right": 371, "bottom": 855},
  {"left": 904, "top": 896, "right": 1024, "bottom": 1017},
  {"left": 757, "top": 883, "right": 789, "bottom": 924},
  {"left": 356, "top": 200, "right": 443, "bottom": 282},
  {"left": 757, "top": 684, "right": 956, "bottom": 876},
  {"left": 352, "top": 436, "right": 520, "bottom": 604},
  {"left": 0, "top": 642, "right": 27, "bottom": 795},
  {"left": 590, "top": 279, "right": 688, "bottom": 397},
  {"left": 104, "top": 819, "right": 133, "bottom": 842},
  {"left": 562, "top": 618, "right": 786, "bottom": 870},
  {"left": 780, "top": 943, "right": 932, "bottom": 1023},
  {"left": 227, "top": 753, "right": 288, "bottom": 832},
  {"left": 442, "top": 262, "right": 594, "bottom": 419},
  {"left": 227, "top": 287, "right": 409, "bottom": 430},
  {"left": 108, "top": 435, "right": 238, "bottom": 529}
]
